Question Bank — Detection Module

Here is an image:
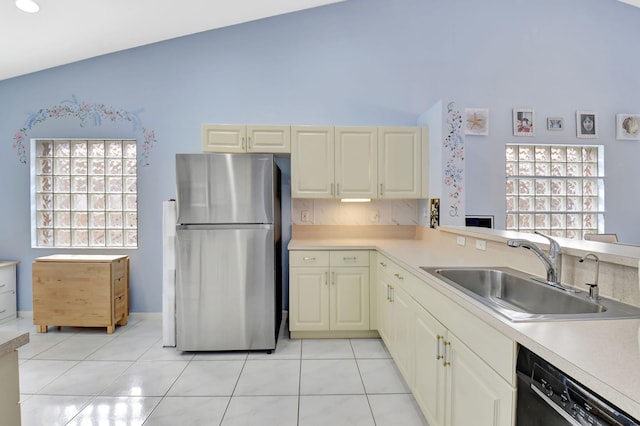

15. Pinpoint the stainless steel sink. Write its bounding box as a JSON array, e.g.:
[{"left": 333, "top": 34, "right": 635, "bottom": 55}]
[{"left": 420, "top": 266, "right": 640, "bottom": 322}]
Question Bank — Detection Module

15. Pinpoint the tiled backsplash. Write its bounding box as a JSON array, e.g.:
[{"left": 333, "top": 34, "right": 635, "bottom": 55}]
[{"left": 292, "top": 199, "right": 420, "bottom": 226}]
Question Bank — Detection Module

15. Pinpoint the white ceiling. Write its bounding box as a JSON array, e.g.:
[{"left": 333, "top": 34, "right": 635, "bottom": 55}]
[{"left": 0, "top": 0, "right": 345, "bottom": 81}]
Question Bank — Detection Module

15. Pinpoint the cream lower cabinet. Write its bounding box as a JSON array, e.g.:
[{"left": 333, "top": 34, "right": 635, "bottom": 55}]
[
  {"left": 376, "top": 253, "right": 516, "bottom": 426},
  {"left": 290, "top": 250, "right": 370, "bottom": 336}
]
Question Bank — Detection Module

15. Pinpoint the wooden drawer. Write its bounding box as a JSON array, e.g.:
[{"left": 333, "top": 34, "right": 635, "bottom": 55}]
[
  {"left": 114, "top": 294, "right": 126, "bottom": 321},
  {"left": 290, "top": 251, "right": 330, "bottom": 267},
  {"left": 0, "top": 267, "right": 16, "bottom": 294},
  {"left": 113, "top": 277, "right": 126, "bottom": 297},
  {"left": 0, "top": 291, "right": 17, "bottom": 321},
  {"left": 330, "top": 250, "right": 369, "bottom": 267},
  {"left": 111, "top": 258, "right": 127, "bottom": 280}
]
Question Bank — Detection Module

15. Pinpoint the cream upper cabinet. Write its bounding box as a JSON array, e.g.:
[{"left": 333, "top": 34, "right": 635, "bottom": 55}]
[
  {"left": 202, "top": 124, "right": 291, "bottom": 153},
  {"left": 334, "top": 127, "right": 378, "bottom": 198},
  {"left": 289, "top": 250, "right": 370, "bottom": 333},
  {"left": 378, "top": 126, "right": 421, "bottom": 199},
  {"left": 291, "top": 126, "right": 335, "bottom": 198}
]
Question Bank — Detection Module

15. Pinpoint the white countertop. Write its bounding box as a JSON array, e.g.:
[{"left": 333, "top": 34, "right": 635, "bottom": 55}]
[
  {"left": 0, "top": 331, "right": 29, "bottom": 358},
  {"left": 34, "top": 254, "right": 128, "bottom": 262},
  {"left": 289, "top": 235, "right": 640, "bottom": 419}
]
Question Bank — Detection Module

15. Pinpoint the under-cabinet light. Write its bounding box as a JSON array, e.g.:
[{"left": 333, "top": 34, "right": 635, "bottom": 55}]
[
  {"left": 340, "top": 198, "right": 371, "bottom": 203},
  {"left": 15, "top": 0, "right": 39, "bottom": 13}
]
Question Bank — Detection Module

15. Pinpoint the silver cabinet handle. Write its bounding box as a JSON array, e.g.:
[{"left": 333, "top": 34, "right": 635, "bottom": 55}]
[
  {"left": 443, "top": 341, "right": 451, "bottom": 367},
  {"left": 247, "top": 136, "right": 252, "bottom": 149},
  {"left": 436, "top": 335, "right": 444, "bottom": 360},
  {"left": 331, "top": 183, "right": 334, "bottom": 196},
  {"left": 331, "top": 271, "right": 335, "bottom": 285},
  {"left": 336, "top": 183, "right": 340, "bottom": 196},
  {"left": 303, "top": 257, "right": 316, "bottom": 261},
  {"left": 0, "top": 284, "right": 5, "bottom": 288},
  {"left": 386, "top": 285, "right": 391, "bottom": 301},
  {"left": 379, "top": 262, "right": 387, "bottom": 267},
  {"left": 0, "top": 309, "right": 6, "bottom": 314},
  {"left": 380, "top": 183, "right": 384, "bottom": 196},
  {"left": 241, "top": 136, "right": 246, "bottom": 150},
  {"left": 394, "top": 273, "right": 404, "bottom": 280},
  {"left": 343, "top": 256, "right": 357, "bottom": 261},
  {"left": 325, "top": 272, "right": 328, "bottom": 285},
  {"left": 389, "top": 286, "right": 395, "bottom": 303}
]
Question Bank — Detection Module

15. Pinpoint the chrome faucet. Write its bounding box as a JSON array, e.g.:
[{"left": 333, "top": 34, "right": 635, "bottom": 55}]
[
  {"left": 579, "top": 253, "right": 600, "bottom": 300},
  {"left": 507, "top": 231, "right": 565, "bottom": 289}
]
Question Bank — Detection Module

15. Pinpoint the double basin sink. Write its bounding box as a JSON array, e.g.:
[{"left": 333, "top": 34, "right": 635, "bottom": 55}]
[{"left": 420, "top": 266, "right": 640, "bottom": 322}]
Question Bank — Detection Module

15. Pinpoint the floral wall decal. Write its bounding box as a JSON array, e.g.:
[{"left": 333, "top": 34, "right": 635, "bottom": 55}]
[
  {"left": 12, "top": 95, "right": 156, "bottom": 165},
  {"left": 443, "top": 101, "right": 464, "bottom": 218}
]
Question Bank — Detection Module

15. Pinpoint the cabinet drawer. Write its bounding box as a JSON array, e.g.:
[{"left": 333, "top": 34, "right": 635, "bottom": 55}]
[
  {"left": 0, "top": 266, "right": 16, "bottom": 293},
  {"left": 0, "top": 291, "right": 17, "bottom": 321},
  {"left": 111, "top": 258, "right": 127, "bottom": 279},
  {"left": 290, "top": 251, "right": 330, "bottom": 267},
  {"left": 330, "top": 250, "right": 369, "bottom": 267},
  {"left": 113, "top": 277, "right": 126, "bottom": 297},
  {"left": 114, "top": 294, "right": 126, "bottom": 320}
]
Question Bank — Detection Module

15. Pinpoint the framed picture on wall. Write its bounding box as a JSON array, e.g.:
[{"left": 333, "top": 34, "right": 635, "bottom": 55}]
[
  {"left": 464, "top": 108, "right": 489, "bottom": 135},
  {"left": 576, "top": 111, "right": 598, "bottom": 138},
  {"left": 547, "top": 117, "right": 563, "bottom": 131},
  {"left": 616, "top": 114, "right": 640, "bottom": 140},
  {"left": 513, "top": 108, "right": 535, "bottom": 136}
]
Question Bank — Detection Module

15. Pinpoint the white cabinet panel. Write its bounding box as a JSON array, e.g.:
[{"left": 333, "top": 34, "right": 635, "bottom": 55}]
[
  {"left": 378, "top": 127, "right": 421, "bottom": 198},
  {"left": 202, "top": 124, "right": 290, "bottom": 153},
  {"left": 335, "top": 127, "right": 377, "bottom": 198},
  {"left": 291, "top": 126, "right": 335, "bottom": 198}
]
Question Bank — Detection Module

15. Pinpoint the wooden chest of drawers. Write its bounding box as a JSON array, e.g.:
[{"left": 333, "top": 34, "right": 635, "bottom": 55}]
[{"left": 32, "top": 255, "right": 129, "bottom": 334}]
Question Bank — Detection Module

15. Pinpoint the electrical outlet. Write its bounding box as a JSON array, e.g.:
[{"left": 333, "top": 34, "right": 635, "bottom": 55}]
[
  {"left": 475, "top": 239, "right": 487, "bottom": 251},
  {"left": 301, "top": 210, "right": 310, "bottom": 222},
  {"left": 371, "top": 210, "right": 380, "bottom": 223},
  {"left": 456, "top": 236, "right": 466, "bottom": 246}
]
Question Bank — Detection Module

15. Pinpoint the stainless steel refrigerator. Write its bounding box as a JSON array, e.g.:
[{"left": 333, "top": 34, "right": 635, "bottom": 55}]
[{"left": 174, "top": 153, "right": 281, "bottom": 351}]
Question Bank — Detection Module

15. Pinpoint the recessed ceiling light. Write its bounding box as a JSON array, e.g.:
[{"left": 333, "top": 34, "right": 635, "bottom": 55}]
[{"left": 15, "top": 0, "right": 40, "bottom": 13}]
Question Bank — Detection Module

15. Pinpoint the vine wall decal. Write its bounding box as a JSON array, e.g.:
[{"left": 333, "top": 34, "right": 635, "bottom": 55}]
[
  {"left": 12, "top": 95, "right": 156, "bottom": 165},
  {"left": 443, "top": 101, "right": 464, "bottom": 218}
]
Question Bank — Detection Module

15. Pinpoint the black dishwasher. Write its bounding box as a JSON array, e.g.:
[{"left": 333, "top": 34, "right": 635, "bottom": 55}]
[{"left": 516, "top": 345, "right": 639, "bottom": 426}]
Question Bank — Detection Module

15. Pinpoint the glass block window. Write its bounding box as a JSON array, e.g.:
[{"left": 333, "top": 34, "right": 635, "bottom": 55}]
[
  {"left": 505, "top": 144, "right": 604, "bottom": 239},
  {"left": 31, "top": 139, "right": 138, "bottom": 248}
]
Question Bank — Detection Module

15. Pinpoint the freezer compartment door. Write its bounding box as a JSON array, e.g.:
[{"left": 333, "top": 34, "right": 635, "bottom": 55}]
[
  {"left": 176, "top": 153, "right": 274, "bottom": 224},
  {"left": 175, "top": 225, "right": 276, "bottom": 351}
]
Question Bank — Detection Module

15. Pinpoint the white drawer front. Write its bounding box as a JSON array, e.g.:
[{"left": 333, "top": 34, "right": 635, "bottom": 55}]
[
  {"left": 0, "top": 266, "right": 16, "bottom": 294},
  {"left": 330, "top": 250, "right": 369, "bottom": 267},
  {"left": 0, "top": 290, "right": 17, "bottom": 321},
  {"left": 290, "top": 251, "right": 330, "bottom": 267}
]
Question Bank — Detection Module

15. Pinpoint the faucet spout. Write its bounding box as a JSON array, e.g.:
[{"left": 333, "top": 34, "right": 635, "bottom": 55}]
[{"left": 507, "top": 232, "right": 564, "bottom": 288}]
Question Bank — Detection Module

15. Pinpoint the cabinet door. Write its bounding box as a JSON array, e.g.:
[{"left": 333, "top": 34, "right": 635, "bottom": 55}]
[
  {"left": 391, "top": 284, "right": 412, "bottom": 382},
  {"left": 377, "top": 273, "right": 393, "bottom": 346},
  {"left": 247, "top": 125, "right": 291, "bottom": 153},
  {"left": 291, "top": 126, "right": 335, "bottom": 198},
  {"left": 413, "top": 300, "right": 447, "bottom": 426},
  {"left": 330, "top": 267, "right": 370, "bottom": 331},
  {"left": 202, "top": 124, "right": 246, "bottom": 153},
  {"left": 378, "top": 127, "right": 421, "bottom": 198},
  {"left": 445, "top": 333, "right": 515, "bottom": 426},
  {"left": 289, "top": 267, "right": 329, "bottom": 331},
  {"left": 335, "top": 127, "right": 377, "bottom": 198}
]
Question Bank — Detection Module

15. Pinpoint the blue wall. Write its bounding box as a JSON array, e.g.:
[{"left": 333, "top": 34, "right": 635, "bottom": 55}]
[{"left": 2, "top": 0, "right": 639, "bottom": 312}]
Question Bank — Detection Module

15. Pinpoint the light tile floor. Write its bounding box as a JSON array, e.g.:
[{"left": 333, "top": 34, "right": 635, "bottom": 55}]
[{"left": 1, "top": 316, "right": 429, "bottom": 426}]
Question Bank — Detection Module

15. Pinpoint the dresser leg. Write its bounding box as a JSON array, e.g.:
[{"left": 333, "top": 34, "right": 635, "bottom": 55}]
[
  {"left": 36, "top": 325, "right": 48, "bottom": 333},
  {"left": 106, "top": 326, "right": 115, "bottom": 334}
]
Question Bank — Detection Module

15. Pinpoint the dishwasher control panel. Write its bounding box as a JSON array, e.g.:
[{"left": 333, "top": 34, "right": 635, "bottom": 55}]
[{"left": 531, "top": 361, "right": 638, "bottom": 426}]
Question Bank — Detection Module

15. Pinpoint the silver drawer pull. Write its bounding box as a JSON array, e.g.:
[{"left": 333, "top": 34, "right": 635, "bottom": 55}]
[
  {"left": 0, "top": 309, "right": 6, "bottom": 314},
  {"left": 394, "top": 273, "right": 404, "bottom": 280},
  {"left": 379, "top": 262, "right": 387, "bottom": 267},
  {"left": 0, "top": 284, "right": 5, "bottom": 288},
  {"left": 343, "top": 256, "right": 357, "bottom": 261},
  {"left": 302, "top": 257, "right": 316, "bottom": 261}
]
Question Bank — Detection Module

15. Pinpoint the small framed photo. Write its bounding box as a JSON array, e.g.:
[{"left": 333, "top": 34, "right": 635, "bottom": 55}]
[
  {"left": 576, "top": 111, "right": 597, "bottom": 138},
  {"left": 616, "top": 114, "right": 640, "bottom": 140},
  {"left": 513, "top": 109, "right": 535, "bottom": 136},
  {"left": 464, "top": 108, "right": 489, "bottom": 135},
  {"left": 547, "top": 117, "right": 564, "bottom": 131}
]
